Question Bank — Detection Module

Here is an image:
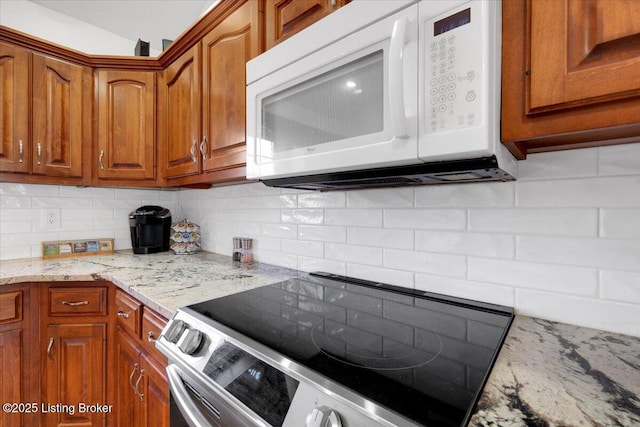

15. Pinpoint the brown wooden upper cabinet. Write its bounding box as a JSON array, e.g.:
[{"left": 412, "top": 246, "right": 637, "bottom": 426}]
[
  {"left": 0, "top": 42, "right": 91, "bottom": 184},
  {"left": 159, "top": 0, "right": 263, "bottom": 186},
  {"left": 501, "top": 0, "right": 640, "bottom": 159},
  {"left": 96, "top": 69, "right": 157, "bottom": 184},
  {"left": 265, "top": 0, "right": 350, "bottom": 49}
]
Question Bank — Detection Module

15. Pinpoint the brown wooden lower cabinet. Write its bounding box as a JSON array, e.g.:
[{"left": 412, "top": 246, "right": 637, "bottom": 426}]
[
  {"left": 41, "top": 323, "right": 106, "bottom": 427},
  {"left": 0, "top": 282, "right": 169, "bottom": 427},
  {"left": 114, "top": 327, "right": 169, "bottom": 427}
]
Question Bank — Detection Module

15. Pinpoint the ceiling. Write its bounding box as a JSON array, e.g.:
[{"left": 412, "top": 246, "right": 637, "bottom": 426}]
[{"left": 30, "top": 0, "right": 218, "bottom": 54}]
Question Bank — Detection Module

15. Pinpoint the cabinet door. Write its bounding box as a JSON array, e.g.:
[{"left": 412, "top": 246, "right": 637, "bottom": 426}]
[
  {"left": 43, "top": 323, "right": 106, "bottom": 427},
  {"left": 201, "top": 0, "right": 262, "bottom": 173},
  {"left": 159, "top": 44, "right": 202, "bottom": 179},
  {"left": 528, "top": 0, "right": 640, "bottom": 113},
  {"left": 96, "top": 69, "right": 156, "bottom": 181},
  {"left": 140, "top": 352, "right": 169, "bottom": 427},
  {"left": 501, "top": 0, "right": 640, "bottom": 158},
  {"left": 31, "top": 54, "right": 87, "bottom": 178},
  {"left": 0, "top": 329, "right": 23, "bottom": 427},
  {"left": 0, "top": 42, "right": 30, "bottom": 173},
  {"left": 265, "top": 0, "right": 348, "bottom": 49},
  {"left": 114, "top": 328, "right": 142, "bottom": 427}
]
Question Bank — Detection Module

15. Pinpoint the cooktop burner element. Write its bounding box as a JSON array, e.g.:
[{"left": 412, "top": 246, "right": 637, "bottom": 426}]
[{"left": 174, "top": 272, "right": 514, "bottom": 426}]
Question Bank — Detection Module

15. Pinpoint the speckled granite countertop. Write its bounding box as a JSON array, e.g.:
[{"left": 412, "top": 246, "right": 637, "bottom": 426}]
[
  {"left": 1, "top": 251, "right": 639, "bottom": 426},
  {"left": 0, "top": 250, "right": 298, "bottom": 319}
]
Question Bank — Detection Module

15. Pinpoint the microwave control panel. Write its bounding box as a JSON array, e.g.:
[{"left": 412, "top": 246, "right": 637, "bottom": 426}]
[{"left": 425, "top": 5, "right": 484, "bottom": 134}]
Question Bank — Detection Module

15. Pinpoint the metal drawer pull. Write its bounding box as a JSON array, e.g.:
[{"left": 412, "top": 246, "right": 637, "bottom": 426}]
[
  {"left": 36, "top": 143, "right": 42, "bottom": 165},
  {"left": 190, "top": 139, "right": 197, "bottom": 163},
  {"left": 134, "top": 370, "right": 145, "bottom": 401},
  {"left": 47, "top": 337, "right": 54, "bottom": 363},
  {"left": 117, "top": 309, "right": 130, "bottom": 319},
  {"left": 129, "top": 363, "right": 139, "bottom": 389},
  {"left": 147, "top": 331, "right": 156, "bottom": 343},
  {"left": 99, "top": 149, "right": 105, "bottom": 170},
  {"left": 18, "top": 140, "right": 24, "bottom": 163},
  {"left": 61, "top": 300, "right": 89, "bottom": 306},
  {"left": 200, "top": 136, "right": 208, "bottom": 161}
]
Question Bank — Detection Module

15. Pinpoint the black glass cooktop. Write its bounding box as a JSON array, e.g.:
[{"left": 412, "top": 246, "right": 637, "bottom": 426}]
[{"left": 188, "top": 272, "right": 513, "bottom": 426}]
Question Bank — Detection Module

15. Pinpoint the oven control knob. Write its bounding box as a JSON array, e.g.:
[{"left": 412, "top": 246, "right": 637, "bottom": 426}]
[
  {"left": 178, "top": 328, "right": 204, "bottom": 355},
  {"left": 305, "top": 406, "right": 342, "bottom": 427},
  {"left": 164, "top": 320, "right": 188, "bottom": 343}
]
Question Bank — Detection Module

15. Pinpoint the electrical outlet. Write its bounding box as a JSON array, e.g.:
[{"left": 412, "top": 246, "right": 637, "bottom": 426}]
[{"left": 41, "top": 208, "right": 61, "bottom": 229}]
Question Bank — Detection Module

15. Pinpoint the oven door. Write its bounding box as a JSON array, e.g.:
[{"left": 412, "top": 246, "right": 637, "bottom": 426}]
[
  {"left": 246, "top": 3, "right": 419, "bottom": 180},
  {"left": 167, "top": 364, "right": 255, "bottom": 427}
]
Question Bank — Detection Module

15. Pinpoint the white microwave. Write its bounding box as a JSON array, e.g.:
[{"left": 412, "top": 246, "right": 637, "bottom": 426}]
[{"left": 246, "top": 0, "right": 516, "bottom": 190}]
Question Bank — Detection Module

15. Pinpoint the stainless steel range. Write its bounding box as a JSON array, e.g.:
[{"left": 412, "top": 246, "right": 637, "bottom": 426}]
[{"left": 156, "top": 272, "right": 513, "bottom": 427}]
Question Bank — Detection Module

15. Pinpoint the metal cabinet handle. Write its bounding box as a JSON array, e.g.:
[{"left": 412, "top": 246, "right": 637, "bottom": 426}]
[
  {"left": 18, "top": 140, "right": 24, "bottom": 163},
  {"left": 117, "top": 309, "right": 130, "bottom": 319},
  {"left": 190, "top": 139, "right": 197, "bottom": 163},
  {"left": 99, "top": 150, "right": 105, "bottom": 170},
  {"left": 134, "top": 369, "right": 145, "bottom": 401},
  {"left": 62, "top": 300, "right": 89, "bottom": 306},
  {"left": 36, "top": 143, "right": 42, "bottom": 165},
  {"left": 147, "top": 331, "right": 156, "bottom": 343},
  {"left": 47, "top": 337, "right": 54, "bottom": 363},
  {"left": 200, "top": 136, "right": 208, "bottom": 161},
  {"left": 129, "top": 363, "right": 139, "bottom": 389}
]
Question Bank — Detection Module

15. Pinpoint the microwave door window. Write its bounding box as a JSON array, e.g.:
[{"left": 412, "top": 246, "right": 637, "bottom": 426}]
[{"left": 261, "top": 50, "right": 384, "bottom": 159}]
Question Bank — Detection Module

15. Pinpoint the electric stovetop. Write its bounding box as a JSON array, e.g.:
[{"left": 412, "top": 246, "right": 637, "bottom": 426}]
[{"left": 188, "top": 272, "right": 513, "bottom": 426}]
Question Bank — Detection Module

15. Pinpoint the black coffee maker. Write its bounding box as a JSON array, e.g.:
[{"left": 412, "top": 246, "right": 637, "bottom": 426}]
[{"left": 129, "top": 206, "right": 171, "bottom": 254}]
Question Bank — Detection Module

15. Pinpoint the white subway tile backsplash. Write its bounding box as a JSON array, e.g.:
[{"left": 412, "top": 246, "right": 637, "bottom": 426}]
[
  {"left": 325, "top": 209, "right": 383, "bottom": 227},
  {"left": 1, "top": 183, "right": 59, "bottom": 197},
  {"left": 600, "top": 209, "right": 640, "bottom": 239},
  {"left": 325, "top": 243, "right": 383, "bottom": 266},
  {"left": 59, "top": 186, "right": 115, "bottom": 199},
  {"left": 515, "top": 290, "right": 640, "bottom": 337},
  {"left": 298, "top": 256, "right": 346, "bottom": 275},
  {"left": 346, "top": 264, "right": 415, "bottom": 288},
  {"left": 469, "top": 208, "right": 598, "bottom": 237},
  {"left": 0, "top": 195, "right": 32, "bottom": 209},
  {"left": 231, "top": 194, "right": 296, "bottom": 209},
  {"left": 347, "top": 187, "right": 414, "bottom": 208},
  {"left": 281, "top": 209, "right": 323, "bottom": 224},
  {"left": 298, "top": 225, "right": 346, "bottom": 243},
  {"left": 518, "top": 149, "right": 598, "bottom": 180},
  {"left": 298, "top": 192, "right": 346, "bottom": 208},
  {"left": 516, "top": 236, "right": 640, "bottom": 271},
  {"left": 384, "top": 249, "right": 467, "bottom": 278},
  {"left": 468, "top": 258, "right": 598, "bottom": 297},
  {"left": 347, "top": 227, "right": 413, "bottom": 249},
  {"left": 415, "top": 274, "right": 515, "bottom": 307},
  {"left": 415, "top": 182, "right": 514, "bottom": 207},
  {"left": 33, "top": 196, "right": 93, "bottom": 209},
  {"left": 416, "top": 230, "right": 514, "bottom": 258},
  {"left": 517, "top": 176, "right": 640, "bottom": 207},
  {"left": 600, "top": 270, "right": 640, "bottom": 304},
  {"left": 261, "top": 223, "right": 297, "bottom": 239},
  {"left": 517, "top": 236, "right": 640, "bottom": 272},
  {"left": 281, "top": 239, "right": 324, "bottom": 258},
  {"left": 384, "top": 209, "right": 466, "bottom": 230},
  {"left": 599, "top": 143, "right": 640, "bottom": 176}
]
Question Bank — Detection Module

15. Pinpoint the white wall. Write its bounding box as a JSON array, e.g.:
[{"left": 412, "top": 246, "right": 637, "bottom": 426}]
[
  {"left": 0, "top": 185, "right": 179, "bottom": 259},
  {"left": 0, "top": 0, "right": 152, "bottom": 55},
  {"left": 178, "top": 145, "right": 640, "bottom": 337}
]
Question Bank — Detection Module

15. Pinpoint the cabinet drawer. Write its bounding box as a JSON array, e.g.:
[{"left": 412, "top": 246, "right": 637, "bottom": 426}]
[
  {"left": 48, "top": 287, "right": 107, "bottom": 316},
  {"left": 115, "top": 290, "right": 142, "bottom": 337},
  {"left": 142, "top": 307, "right": 168, "bottom": 361},
  {"left": 0, "top": 290, "right": 23, "bottom": 324}
]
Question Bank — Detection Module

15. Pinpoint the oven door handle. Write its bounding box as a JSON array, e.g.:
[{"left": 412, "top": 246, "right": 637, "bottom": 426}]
[{"left": 166, "top": 364, "right": 213, "bottom": 427}]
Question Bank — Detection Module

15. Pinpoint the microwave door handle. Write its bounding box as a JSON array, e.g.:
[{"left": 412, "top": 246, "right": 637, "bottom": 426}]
[{"left": 389, "top": 16, "right": 409, "bottom": 139}]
